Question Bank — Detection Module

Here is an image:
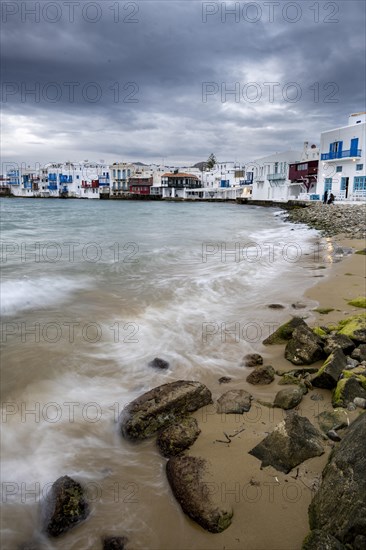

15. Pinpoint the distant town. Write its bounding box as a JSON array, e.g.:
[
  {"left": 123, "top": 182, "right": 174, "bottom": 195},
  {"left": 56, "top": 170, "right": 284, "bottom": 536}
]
[{"left": 2, "top": 112, "right": 365, "bottom": 203}]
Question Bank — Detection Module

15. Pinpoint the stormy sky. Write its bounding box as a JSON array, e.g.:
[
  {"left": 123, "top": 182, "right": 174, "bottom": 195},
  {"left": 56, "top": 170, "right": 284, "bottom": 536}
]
[{"left": 1, "top": 0, "right": 365, "bottom": 168}]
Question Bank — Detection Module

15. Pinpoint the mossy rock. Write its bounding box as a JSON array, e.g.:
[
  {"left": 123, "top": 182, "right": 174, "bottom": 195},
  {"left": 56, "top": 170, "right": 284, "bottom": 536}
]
[
  {"left": 342, "top": 369, "right": 366, "bottom": 390},
  {"left": 332, "top": 377, "right": 366, "bottom": 408},
  {"left": 313, "top": 326, "right": 328, "bottom": 338},
  {"left": 337, "top": 313, "right": 366, "bottom": 343},
  {"left": 348, "top": 296, "right": 366, "bottom": 309},
  {"left": 262, "top": 317, "right": 307, "bottom": 345},
  {"left": 314, "top": 308, "right": 335, "bottom": 315}
]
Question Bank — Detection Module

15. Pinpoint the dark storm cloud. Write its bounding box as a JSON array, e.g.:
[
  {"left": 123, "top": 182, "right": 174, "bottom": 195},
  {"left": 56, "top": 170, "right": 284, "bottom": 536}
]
[{"left": 1, "top": 0, "right": 365, "bottom": 165}]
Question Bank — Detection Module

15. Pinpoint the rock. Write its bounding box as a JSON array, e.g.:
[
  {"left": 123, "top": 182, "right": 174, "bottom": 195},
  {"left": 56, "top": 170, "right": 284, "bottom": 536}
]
[
  {"left": 286, "top": 204, "right": 366, "bottom": 239},
  {"left": 249, "top": 414, "right": 324, "bottom": 474},
  {"left": 120, "top": 381, "right": 212, "bottom": 440},
  {"left": 103, "top": 536, "right": 129, "bottom": 549},
  {"left": 263, "top": 317, "right": 307, "bottom": 345},
  {"left": 332, "top": 377, "right": 366, "bottom": 408},
  {"left": 285, "top": 325, "right": 324, "bottom": 365},
  {"left": 276, "top": 367, "right": 319, "bottom": 377},
  {"left": 216, "top": 390, "right": 252, "bottom": 414},
  {"left": 302, "top": 529, "right": 346, "bottom": 549},
  {"left": 316, "top": 410, "right": 348, "bottom": 434},
  {"left": 273, "top": 387, "right": 303, "bottom": 410},
  {"left": 148, "top": 357, "right": 169, "bottom": 370},
  {"left": 292, "top": 302, "right": 307, "bottom": 309},
  {"left": 218, "top": 376, "right": 231, "bottom": 384},
  {"left": 323, "top": 334, "right": 355, "bottom": 356},
  {"left": 354, "top": 397, "right": 366, "bottom": 409},
  {"left": 312, "top": 349, "right": 348, "bottom": 389},
  {"left": 246, "top": 365, "right": 275, "bottom": 385},
  {"left": 348, "top": 296, "right": 366, "bottom": 308},
  {"left": 338, "top": 313, "right": 366, "bottom": 344},
  {"left": 347, "top": 403, "right": 357, "bottom": 411},
  {"left": 346, "top": 357, "right": 359, "bottom": 369},
  {"left": 354, "top": 535, "right": 366, "bottom": 550},
  {"left": 308, "top": 412, "right": 366, "bottom": 546},
  {"left": 327, "top": 430, "right": 341, "bottom": 442},
  {"left": 157, "top": 417, "right": 201, "bottom": 457},
  {"left": 166, "top": 456, "right": 233, "bottom": 533},
  {"left": 41, "top": 476, "right": 89, "bottom": 537},
  {"left": 351, "top": 344, "right": 366, "bottom": 362},
  {"left": 241, "top": 353, "right": 263, "bottom": 367},
  {"left": 267, "top": 303, "right": 285, "bottom": 309}
]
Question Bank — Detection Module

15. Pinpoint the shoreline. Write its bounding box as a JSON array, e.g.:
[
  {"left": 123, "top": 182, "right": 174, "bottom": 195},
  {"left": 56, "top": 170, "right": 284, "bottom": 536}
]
[{"left": 187, "top": 232, "right": 366, "bottom": 550}]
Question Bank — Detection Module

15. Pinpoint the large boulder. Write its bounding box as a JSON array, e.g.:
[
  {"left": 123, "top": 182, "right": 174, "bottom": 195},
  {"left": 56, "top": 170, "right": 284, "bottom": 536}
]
[
  {"left": 332, "top": 377, "right": 366, "bottom": 408},
  {"left": 312, "top": 349, "right": 348, "bottom": 389},
  {"left": 246, "top": 365, "right": 275, "bottom": 385},
  {"left": 120, "top": 381, "right": 212, "bottom": 440},
  {"left": 273, "top": 387, "right": 303, "bottom": 410},
  {"left": 41, "top": 476, "right": 89, "bottom": 537},
  {"left": 157, "top": 417, "right": 201, "bottom": 457},
  {"left": 249, "top": 414, "right": 325, "bottom": 474},
  {"left": 263, "top": 317, "right": 307, "bottom": 345},
  {"left": 323, "top": 334, "right": 355, "bottom": 356},
  {"left": 308, "top": 412, "right": 366, "bottom": 546},
  {"left": 285, "top": 326, "right": 324, "bottom": 365},
  {"left": 217, "top": 389, "right": 252, "bottom": 414},
  {"left": 166, "top": 455, "right": 233, "bottom": 533}
]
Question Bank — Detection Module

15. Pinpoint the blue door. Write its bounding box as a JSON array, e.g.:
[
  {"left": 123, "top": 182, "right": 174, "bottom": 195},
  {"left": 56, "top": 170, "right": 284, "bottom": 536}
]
[{"left": 350, "top": 138, "right": 359, "bottom": 156}]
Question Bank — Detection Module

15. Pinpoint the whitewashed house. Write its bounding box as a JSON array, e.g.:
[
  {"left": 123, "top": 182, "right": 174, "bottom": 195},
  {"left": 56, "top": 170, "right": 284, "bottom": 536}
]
[
  {"left": 201, "top": 161, "right": 247, "bottom": 199},
  {"left": 249, "top": 150, "right": 301, "bottom": 201},
  {"left": 7, "top": 161, "right": 109, "bottom": 198},
  {"left": 316, "top": 112, "right": 366, "bottom": 201}
]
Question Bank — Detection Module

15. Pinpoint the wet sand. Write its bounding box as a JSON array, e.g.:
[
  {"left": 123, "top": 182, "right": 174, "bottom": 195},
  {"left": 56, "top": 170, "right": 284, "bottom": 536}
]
[{"left": 163, "top": 236, "right": 366, "bottom": 550}]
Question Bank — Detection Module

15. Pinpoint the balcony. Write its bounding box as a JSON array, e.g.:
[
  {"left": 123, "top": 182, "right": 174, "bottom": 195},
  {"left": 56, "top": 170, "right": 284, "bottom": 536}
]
[
  {"left": 267, "top": 172, "right": 286, "bottom": 181},
  {"left": 321, "top": 149, "right": 362, "bottom": 161}
]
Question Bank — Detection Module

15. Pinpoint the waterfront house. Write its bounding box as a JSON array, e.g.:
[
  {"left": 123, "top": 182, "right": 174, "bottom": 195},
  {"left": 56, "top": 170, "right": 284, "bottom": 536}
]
[
  {"left": 316, "top": 113, "right": 366, "bottom": 201},
  {"left": 249, "top": 150, "right": 301, "bottom": 201},
  {"left": 288, "top": 142, "right": 319, "bottom": 200},
  {"left": 160, "top": 171, "right": 202, "bottom": 198}
]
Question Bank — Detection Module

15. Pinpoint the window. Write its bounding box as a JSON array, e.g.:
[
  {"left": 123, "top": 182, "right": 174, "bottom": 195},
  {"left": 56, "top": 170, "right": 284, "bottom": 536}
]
[
  {"left": 76, "top": 175, "right": 79, "bottom": 179},
  {"left": 336, "top": 166, "right": 342, "bottom": 173},
  {"left": 353, "top": 176, "right": 366, "bottom": 191},
  {"left": 356, "top": 164, "right": 363, "bottom": 171},
  {"left": 297, "top": 163, "right": 308, "bottom": 171},
  {"left": 324, "top": 178, "right": 332, "bottom": 191}
]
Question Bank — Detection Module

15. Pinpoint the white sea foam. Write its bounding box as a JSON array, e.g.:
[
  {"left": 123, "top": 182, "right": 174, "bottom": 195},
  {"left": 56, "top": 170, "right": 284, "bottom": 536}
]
[{"left": 0, "top": 277, "right": 89, "bottom": 316}]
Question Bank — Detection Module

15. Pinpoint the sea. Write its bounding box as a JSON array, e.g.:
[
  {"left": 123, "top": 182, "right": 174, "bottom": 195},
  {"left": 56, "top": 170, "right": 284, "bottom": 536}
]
[{"left": 0, "top": 198, "right": 329, "bottom": 549}]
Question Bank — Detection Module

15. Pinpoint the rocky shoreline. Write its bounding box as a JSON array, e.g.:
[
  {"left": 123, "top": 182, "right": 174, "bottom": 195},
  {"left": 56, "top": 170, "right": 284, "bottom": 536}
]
[
  {"left": 35, "top": 308, "right": 366, "bottom": 549},
  {"left": 286, "top": 203, "right": 366, "bottom": 239}
]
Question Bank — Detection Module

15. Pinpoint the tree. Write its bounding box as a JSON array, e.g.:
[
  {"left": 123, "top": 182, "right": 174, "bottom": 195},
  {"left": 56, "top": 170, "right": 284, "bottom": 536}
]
[{"left": 206, "top": 153, "right": 216, "bottom": 170}]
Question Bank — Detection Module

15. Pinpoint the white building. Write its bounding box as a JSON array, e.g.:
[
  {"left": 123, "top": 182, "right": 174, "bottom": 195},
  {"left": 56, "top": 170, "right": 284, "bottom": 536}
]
[
  {"left": 200, "top": 161, "right": 248, "bottom": 199},
  {"left": 7, "top": 161, "right": 109, "bottom": 198},
  {"left": 316, "top": 112, "right": 366, "bottom": 201},
  {"left": 249, "top": 150, "right": 301, "bottom": 201}
]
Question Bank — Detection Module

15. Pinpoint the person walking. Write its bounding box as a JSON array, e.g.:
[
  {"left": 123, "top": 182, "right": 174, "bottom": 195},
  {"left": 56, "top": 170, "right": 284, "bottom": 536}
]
[
  {"left": 327, "top": 193, "right": 335, "bottom": 205},
  {"left": 323, "top": 189, "right": 328, "bottom": 204}
]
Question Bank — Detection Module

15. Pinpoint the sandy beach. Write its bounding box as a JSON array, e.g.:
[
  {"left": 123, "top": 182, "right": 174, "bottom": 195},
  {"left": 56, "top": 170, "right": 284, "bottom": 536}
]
[{"left": 175, "top": 235, "right": 366, "bottom": 550}]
